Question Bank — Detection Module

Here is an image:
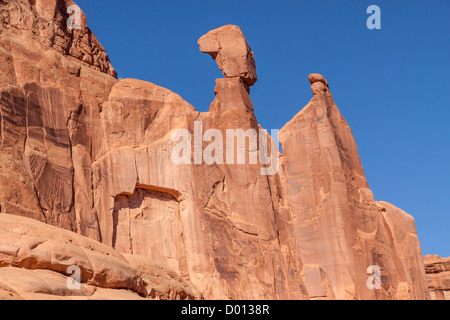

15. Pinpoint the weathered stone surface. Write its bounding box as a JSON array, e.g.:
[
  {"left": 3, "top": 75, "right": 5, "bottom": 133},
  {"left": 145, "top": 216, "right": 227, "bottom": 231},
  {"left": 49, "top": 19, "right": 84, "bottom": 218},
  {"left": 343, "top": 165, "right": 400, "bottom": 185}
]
[
  {"left": 424, "top": 255, "right": 450, "bottom": 300},
  {"left": 0, "top": 267, "right": 147, "bottom": 300},
  {"left": 0, "top": 0, "right": 117, "bottom": 236},
  {"left": 0, "top": 0, "right": 116, "bottom": 77},
  {"left": 198, "top": 25, "right": 257, "bottom": 87},
  {"left": 376, "top": 201, "right": 430, "bottom": 299},
  {"left": 0, "top": 213, "right": 201, "bottom": 300},
  {"left": 0, "top": 0, "right": 433, "bottom": 300},
  {"left": 91, "top": 72, "right": 309, "bottom": 300},
  {"left": 191, "top": 75, "right": 308, "bottom": 299},
  {"left": 123, "top": 253, "right": 203, "bottom": 300},
  {"left": 308, "top": 73, "right": 329, "bottom": 95}
]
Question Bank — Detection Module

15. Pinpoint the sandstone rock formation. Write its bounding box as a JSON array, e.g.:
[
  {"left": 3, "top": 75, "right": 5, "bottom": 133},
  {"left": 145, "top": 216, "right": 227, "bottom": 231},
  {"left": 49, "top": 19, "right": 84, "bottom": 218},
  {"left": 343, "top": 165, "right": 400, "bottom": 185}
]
[
  {"left": 0, "top": 0, "right": 437, "bottom": 300},
  {"left": 0, "top": 213, "right": 202, "bottom": 300},
  {"left": 278, "top": 74, "right": 430, "bottom": 300},
  {"left": 424, "top": 255, "right": 450, "bottom": 300},
  {"left": 0, "top": 0, "right": 115, "bottom": 77},
  {"left": 0, "top": 0, "right": 117, "bottom": 237},
  {"left": 198, "top": 25, "right": 257, "bottom": 87}
]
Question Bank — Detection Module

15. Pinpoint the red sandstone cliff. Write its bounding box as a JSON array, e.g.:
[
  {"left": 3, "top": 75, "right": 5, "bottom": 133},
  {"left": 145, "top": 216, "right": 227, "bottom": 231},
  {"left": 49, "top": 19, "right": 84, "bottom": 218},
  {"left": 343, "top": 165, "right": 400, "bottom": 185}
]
[
  {"left": 0, "top": 0, "right": 438, "bottom": 300},
  {"left": 424, "top": 255, "right": 450, "bottom": 300}
]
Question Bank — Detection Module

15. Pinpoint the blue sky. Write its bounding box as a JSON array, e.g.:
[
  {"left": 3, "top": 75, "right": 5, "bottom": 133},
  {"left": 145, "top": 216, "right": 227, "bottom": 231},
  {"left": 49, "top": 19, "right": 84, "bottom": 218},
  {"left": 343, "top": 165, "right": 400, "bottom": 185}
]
[{"left": 75, "top": 0, "right": 450, "bottom": 257}]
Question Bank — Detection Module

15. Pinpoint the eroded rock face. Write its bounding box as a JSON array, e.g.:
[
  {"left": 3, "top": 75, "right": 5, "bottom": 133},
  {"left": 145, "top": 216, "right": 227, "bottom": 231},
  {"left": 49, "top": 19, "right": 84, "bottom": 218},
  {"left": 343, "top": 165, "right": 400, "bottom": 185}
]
[
  {"left": 376, "top": 201, "right": 430, "bottom": 299},
  {"left": 424, "top": 255, "right": 450, "bottom": 300},
  {"left": 90, "top": 65, "right": 309, "bottom": 300},
  {"left": 278, "top": 75, "right": 430, "bottom": 300},
  {"left": 0, "top": 0, "right": 117, "bottom": 237},
  {"left": 198, "top": 25, "right": 257, "bottom": 87},
  {"left": 0, "top": 213, "right": 202, "bottom": 300},
  {"left": 0, "top": 0, "right": 116, "bottom": 77},
  {"left": 0, "top": 0, "right": 432, "bottom": 300}
]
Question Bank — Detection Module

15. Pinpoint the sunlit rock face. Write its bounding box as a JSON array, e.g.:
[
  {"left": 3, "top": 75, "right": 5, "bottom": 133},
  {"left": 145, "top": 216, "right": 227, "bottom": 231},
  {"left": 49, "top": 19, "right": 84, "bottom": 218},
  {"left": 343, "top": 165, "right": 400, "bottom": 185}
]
[
  {"left": 0, "top": 0, "right": 431, "bottom": 300},
  {"left": 424, "top": 255, "right": 450, "bottom": 300},
  {"left": 278, "top": 74, "right": 430, "bottom": 300}
]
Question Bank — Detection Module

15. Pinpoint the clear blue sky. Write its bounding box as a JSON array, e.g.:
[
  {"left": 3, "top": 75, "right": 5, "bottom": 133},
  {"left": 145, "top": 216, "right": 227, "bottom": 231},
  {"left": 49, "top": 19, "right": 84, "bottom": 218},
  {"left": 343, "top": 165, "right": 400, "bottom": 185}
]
[{"left": 75, "top": 0, "right": 450, "bottom": 257}]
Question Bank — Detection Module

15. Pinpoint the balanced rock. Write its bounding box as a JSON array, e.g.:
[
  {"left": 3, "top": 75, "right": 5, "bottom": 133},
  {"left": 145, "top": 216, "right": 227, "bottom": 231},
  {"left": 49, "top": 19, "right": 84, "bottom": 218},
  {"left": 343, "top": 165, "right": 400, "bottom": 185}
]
[
  {"left": 0, "top": 0, "right": 434, "bottom": 301},
  {"left": 198, "top": 25, "right": 257, "bottom": 87}
]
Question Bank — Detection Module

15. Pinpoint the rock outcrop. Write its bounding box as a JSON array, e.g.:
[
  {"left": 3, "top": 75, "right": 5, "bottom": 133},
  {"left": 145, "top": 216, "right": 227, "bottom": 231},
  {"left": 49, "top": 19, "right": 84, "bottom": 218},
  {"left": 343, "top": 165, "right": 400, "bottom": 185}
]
[
  {"left": 0, "top": 213, "right": 202, "bottom": 300},
  {"left": 198, "top": 25, "right": 257, "bottom": 87},
  {"left": 91, "top": 28, "right": 308, "bottom": 299},
  {"left": 0, "top": 0, "right": 434, "bottom": 300},
  {"left": 424, "top": 255, "right": 450, "bottom": 300},
  {"left": 0, "top": 0, "right": 116, "bottom": 76},
  {"left": 278, "top": 74, "right": 430, "bottom": 300},
  {"left": 0, "top": 0, "right": 117, "bottom": 237}
]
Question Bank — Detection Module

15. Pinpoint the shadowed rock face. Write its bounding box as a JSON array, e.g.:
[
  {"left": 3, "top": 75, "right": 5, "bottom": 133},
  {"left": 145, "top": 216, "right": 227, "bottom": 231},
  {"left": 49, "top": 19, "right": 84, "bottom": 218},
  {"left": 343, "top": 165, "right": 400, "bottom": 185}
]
[{"left": 0, "top": 0, "right": 433, "bottom": 300}]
